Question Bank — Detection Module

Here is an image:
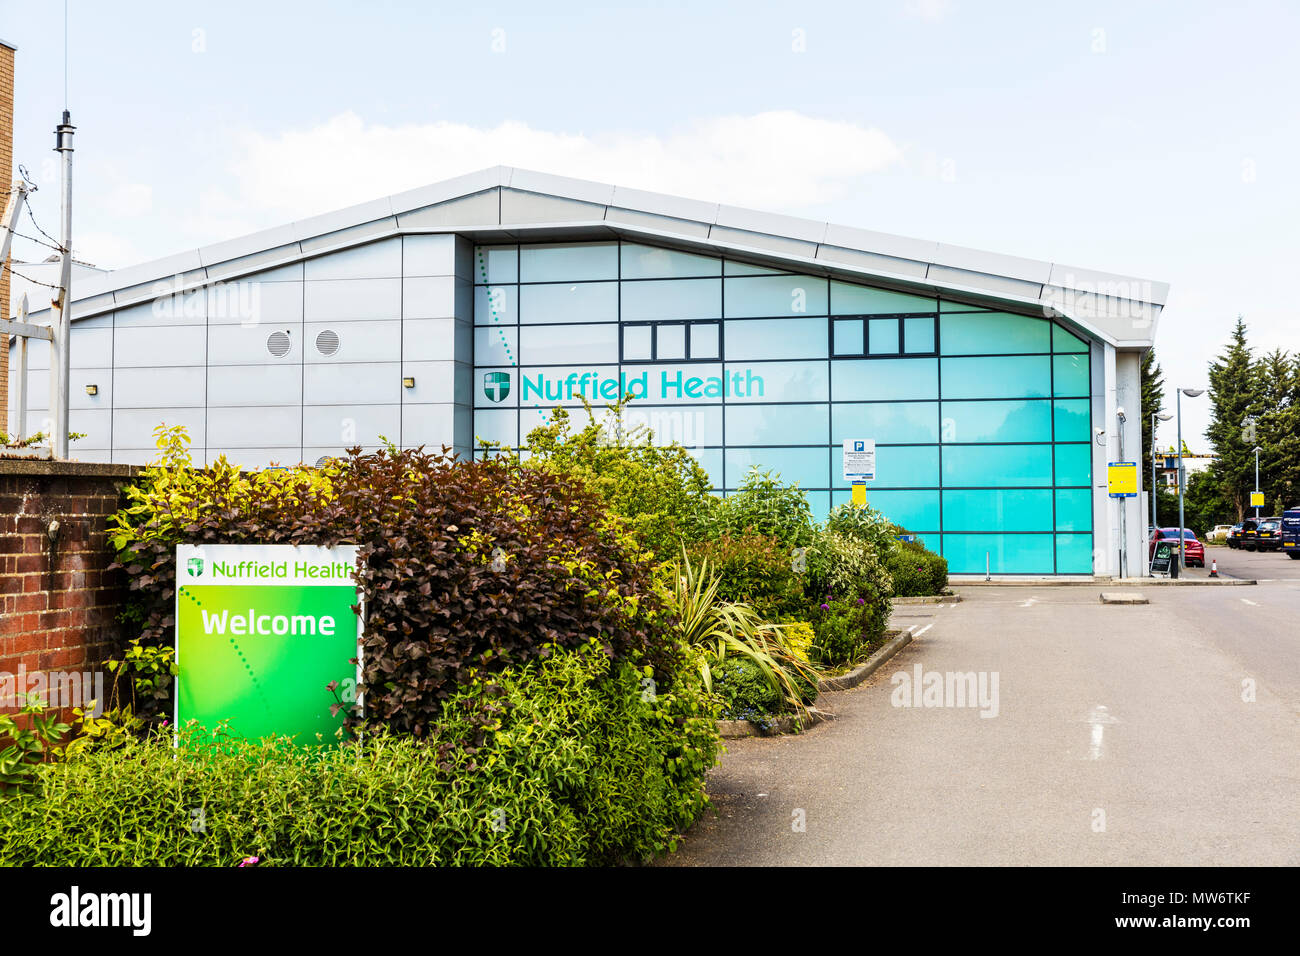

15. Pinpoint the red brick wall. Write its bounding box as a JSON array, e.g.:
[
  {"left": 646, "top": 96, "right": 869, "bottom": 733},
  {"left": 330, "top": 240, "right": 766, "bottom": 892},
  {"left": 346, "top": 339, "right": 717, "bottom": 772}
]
[{"left": 0, "top": 459, "right": 140, "bottom": 711}]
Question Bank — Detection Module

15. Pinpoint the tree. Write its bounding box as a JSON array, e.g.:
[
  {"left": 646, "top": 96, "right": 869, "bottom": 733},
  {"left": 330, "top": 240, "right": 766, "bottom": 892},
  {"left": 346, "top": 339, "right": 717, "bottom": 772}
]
[
  {"left": 1205, "top": 316, "right": 1263, "bottom": 521},
  {"left": 1140, "top": 349, "right": 1165, "bottom": 483},
  {"left": 1255, "top": 349, "right": 1300, "bottom": 514}
]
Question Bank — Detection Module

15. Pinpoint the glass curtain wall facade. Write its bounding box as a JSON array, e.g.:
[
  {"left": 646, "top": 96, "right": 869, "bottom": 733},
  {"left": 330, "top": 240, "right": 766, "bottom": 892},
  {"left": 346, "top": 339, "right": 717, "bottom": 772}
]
[{"left": 472, "top": 241, "right": 1093, "bottom": 574}]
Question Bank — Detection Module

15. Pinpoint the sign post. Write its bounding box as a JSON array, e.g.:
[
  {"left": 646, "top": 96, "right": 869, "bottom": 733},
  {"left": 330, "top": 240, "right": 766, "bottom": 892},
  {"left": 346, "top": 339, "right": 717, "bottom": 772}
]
[
  {"left": 843, "top": 439, "right": 876, "bottom": 509},
  {"left": 175, "top": 544, "right": 363, "bottom": 744}
]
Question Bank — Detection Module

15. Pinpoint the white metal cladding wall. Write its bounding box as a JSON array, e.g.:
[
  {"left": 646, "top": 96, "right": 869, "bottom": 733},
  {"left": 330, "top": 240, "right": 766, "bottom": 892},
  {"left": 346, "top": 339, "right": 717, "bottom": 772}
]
[
  {"left": 471, "top": 240, "right": 1099, "bottom": 575},
  {"left": 7, "top": 235, "right": 472, "bottom": 467}
]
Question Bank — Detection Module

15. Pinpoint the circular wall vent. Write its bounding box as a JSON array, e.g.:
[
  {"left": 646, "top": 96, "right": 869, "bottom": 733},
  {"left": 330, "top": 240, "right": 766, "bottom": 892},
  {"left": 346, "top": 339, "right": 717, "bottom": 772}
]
[
  {"left": 266, "top": 330, "right": 292, "bottom": 357},
  {"left": 315, "top": 456, "right": 334, "bottom": 468},
  {"left": 315, "top": 329, "right": 340, "bottom": 356}
]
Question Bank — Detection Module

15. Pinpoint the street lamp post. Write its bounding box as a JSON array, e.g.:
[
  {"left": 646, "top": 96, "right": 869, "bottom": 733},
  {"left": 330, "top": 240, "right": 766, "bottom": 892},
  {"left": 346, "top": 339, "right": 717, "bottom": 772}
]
[
  {"left": 1152, "top": 411, "right": 1173, "bottom": 540},
  {"left": 1176, "top": 388, "right": 1205, "bottom": 569},
  {"left": 1253, "top": 446, "right": 1262, "bottom": 519}
]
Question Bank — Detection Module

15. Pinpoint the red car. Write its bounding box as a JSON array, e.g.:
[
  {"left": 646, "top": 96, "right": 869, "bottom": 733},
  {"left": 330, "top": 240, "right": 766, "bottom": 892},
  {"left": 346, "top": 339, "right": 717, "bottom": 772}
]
[{"left": 1149, "top": 527, "right": 1205, "bottom": 567}]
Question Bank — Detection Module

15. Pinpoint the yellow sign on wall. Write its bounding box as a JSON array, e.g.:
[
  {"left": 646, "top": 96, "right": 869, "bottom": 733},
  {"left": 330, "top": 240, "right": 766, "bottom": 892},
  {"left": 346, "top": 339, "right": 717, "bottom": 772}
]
[
  {"left": 1107, "top": 461, "right": 1138, "bottom": 498},
  {"left": 851, "top": 483, "right": 867, "bottom": 506},
  {"left": 1250, "top": 491, "right": 1265, "bottom": 507}
]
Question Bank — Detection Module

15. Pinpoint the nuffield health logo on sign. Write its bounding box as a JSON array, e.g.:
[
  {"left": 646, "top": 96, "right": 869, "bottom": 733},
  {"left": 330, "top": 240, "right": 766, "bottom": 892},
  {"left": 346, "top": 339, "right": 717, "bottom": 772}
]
[
  {"left": 175, "top": 544, "right": 362, "bottom": 744},
  {"left": 483, "top": 371, "right": 511, "bottom": 402}
]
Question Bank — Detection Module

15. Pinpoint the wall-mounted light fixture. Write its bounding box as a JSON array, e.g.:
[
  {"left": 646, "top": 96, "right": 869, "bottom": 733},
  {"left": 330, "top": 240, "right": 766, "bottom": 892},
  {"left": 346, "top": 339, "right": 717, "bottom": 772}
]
[
  {"left": 402, "top": 377, "right": 415, "bottom": 389},
  {"left": 85, "top": 384, "right": 98, "bottom": 396}
]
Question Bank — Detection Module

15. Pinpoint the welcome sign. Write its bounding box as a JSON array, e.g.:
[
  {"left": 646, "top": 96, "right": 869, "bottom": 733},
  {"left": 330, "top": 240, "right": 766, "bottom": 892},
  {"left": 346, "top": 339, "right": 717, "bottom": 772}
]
[{"left": 175, "top": 544, "right": 363, "bottom": 743}]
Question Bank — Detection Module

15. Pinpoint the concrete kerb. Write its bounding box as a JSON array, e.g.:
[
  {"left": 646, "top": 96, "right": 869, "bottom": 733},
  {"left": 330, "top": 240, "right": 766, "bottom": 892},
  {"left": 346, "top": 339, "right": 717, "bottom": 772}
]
[
  {"left": 715, "top": 624, "right": 919, "bottom": 739},
  {"left": 893, "top": 592, "right": 962, "bottom": 605},
  {"left": 951, "top": 576, "right": 1257, "bottom": 587}
]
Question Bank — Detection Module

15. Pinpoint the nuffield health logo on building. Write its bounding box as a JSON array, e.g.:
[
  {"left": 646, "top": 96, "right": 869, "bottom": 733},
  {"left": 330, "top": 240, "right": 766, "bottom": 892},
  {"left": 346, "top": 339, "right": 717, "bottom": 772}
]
[
  {"left": 186, "top": 557, "right": 204, "bottom": 578},
  {"left": 483, "top": 371, "right": 511, "bottom": 403}
]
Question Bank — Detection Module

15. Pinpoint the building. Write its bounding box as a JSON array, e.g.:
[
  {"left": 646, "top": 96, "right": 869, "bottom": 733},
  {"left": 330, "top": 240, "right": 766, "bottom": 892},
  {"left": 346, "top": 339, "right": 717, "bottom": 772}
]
[
  {"left": 1157, "top": 452, "right": 1214, "bottom": 493},
  {"left": 1, "top": 38, "right": 15, "bottom": 425},
  {"left": 12, "top": 167, "right": 1167, "bottom": 575}
]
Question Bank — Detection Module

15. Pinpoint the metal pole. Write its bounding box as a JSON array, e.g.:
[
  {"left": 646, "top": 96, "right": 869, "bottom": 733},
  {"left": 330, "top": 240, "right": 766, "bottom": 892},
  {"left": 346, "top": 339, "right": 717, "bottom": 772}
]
[
  {"left": 1176, "top": 391, "right": 1186, "bottom": 569},
  {"left": 1254, "top": 448, "right": 1260, "bottom": 519},
  {"left": 1150, "top": 413, "right": 1158, "bottom": 542},
  {"left": 50, "top": 112, "right": 75, "bottom": 460},
  {"left": 1118, "top": 411, "right": 1127, "bottom": 579}
]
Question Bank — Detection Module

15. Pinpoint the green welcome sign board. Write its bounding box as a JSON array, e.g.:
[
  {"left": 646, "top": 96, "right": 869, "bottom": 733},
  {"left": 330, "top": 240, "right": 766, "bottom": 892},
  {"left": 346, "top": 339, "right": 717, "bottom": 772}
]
[{"left": 175, "top": 544, "right": 363, "bottom": 743}]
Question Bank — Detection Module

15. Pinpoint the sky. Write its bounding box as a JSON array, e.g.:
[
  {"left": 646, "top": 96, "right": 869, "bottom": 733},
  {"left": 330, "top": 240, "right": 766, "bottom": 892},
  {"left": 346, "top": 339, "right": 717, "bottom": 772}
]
[{"left": 3, "top": 0, "right": 1297, "bottom": 450}]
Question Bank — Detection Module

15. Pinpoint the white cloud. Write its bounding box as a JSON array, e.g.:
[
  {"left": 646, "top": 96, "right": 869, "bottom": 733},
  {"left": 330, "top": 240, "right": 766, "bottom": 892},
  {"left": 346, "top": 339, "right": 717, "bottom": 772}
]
[
  {"left": 101, "top": 182, "right": 153, "bottom": 218},
  {"left": 188, "top": 110, "right": 903, "bottom": 238},
  {"left": 904, "top": 0, "right": 955, "bottom": 22}
]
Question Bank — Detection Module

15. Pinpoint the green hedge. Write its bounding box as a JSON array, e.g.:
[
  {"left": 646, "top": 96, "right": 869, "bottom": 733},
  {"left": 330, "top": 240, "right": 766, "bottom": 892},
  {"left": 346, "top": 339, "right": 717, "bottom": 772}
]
[
  {"left": 0, "top": 643, "right": 719, "bottom": 866},
  {"left": 886, "top": 541, "right": 949, "bottom": 597}
]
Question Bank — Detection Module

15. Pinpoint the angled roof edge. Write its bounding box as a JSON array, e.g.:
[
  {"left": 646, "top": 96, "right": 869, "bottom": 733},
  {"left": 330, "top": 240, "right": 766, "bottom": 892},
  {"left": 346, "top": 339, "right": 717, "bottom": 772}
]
[{"left": 41, "top": 165, "right": 1166, "bottom": 347}]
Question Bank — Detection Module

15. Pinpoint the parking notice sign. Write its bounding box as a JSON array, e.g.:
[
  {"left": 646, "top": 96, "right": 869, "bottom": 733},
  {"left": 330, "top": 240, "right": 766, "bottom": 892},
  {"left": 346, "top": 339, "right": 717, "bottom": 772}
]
[
  {"left": 843, "top": 439, "right": 876, "bottom": 482},
  {"left": 1251, "top": 491, "right": 1265, "bottom": 508},
  {"left": 175, "top": 544, "right": 363, "bottom": 744},
  {"left": 1107, "top": 462, "right": 1138, "bottom": 498}
]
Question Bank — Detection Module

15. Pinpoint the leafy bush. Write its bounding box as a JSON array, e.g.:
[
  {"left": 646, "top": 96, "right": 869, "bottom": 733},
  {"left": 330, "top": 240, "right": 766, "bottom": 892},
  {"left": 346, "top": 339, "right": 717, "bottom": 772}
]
[
  {"left": 666, "top": 552, "right": 817, "bottom": 716},
  {"left": 711, "top": 657, "right": 781, "bottom": 720},
  {"left": 519, "top": 402, "right": 715, "bottom": 564},
  {"left": 824, "top": 502, "right": 899, "bottom": 560},
  {"left": 805, "top": 530, "right": 893, "bottom": 607},
  {"left": 686, "top": 532, "right": 806, "bottom": 621},
  {"left": 808, "top": 596, "right": 891, "bottom": 668},
  {"left": 0, "top": 642, "right": 719, "bottom": 866},
  {"left": 886, "top": 540, "right": 949, "bottom": 597},
  {"left": 780, "top": 621, "right": 816, "bottom": 663},
  {"left": 708, "top": 469, "right": 814, "bottom": 548},
  {"left": 109, "top": 426, "right": 676, "bottom": 740}
]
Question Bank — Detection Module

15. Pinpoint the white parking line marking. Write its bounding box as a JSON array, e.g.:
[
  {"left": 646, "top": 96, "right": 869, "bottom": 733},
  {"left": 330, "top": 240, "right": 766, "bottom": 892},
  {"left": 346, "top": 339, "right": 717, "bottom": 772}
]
[
  {"left": 914, "top": 623, "right": 935, "bottom": 637},
  {"left": 1085, "top": 704, "right": 1119, "bottom": 760},
  {"left": 1241, "top": 598, "right": 1260, "bottom": 607},
  {"left": 1019, "top": 596, "right": 1038, "bottom": 608}
]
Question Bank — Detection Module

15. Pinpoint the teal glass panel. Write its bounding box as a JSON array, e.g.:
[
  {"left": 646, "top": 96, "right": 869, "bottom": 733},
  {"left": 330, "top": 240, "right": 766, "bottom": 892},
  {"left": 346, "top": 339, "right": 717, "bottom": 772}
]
[
  {"left": 832, "top": 401, "right": 938, "bottom": 444},
  {"left": 620, "top": 278, "right": 721, "bottom": 321},
  {"left": 832, "top": 358, "right": 938, "bottom": 401},
  {"left": 833, "top": 318, "right": 864, "bottom": 355},
  {"left": 1053, "top": 353, "right": 1090, "bottom": 396},
  {"left": 725, "top": 446, "right": 829, "bottom": 490},
  {"left": 942, "top": 489, "right": 1054, "bottom": 532},
  {"left": 1056, "top": 533, "right": 1093, "bottom": 573},
  {"left": 474, "top": 245, "right": 517, "bottom": 284},
  {"left": 474, "top": 285, "right": 517, "bottom": 325},
  {"left": 941, "top": 400, "right": 1051, "bottom": 443},
  {"left": 1052, "top": 324, "right": 1089, "bottom": 353},
  {"left": 941, "top": 533, "right": 1055, "bottom": 574},
  {"left": 1052, "top": 399, "right": 1091, "bottom": 442},
  {"left": 1054, "top": 444, "right": 1092, "bottom": 486},
  {"left": 620, "top": 243, "right": 720, "bottom": 279},
  {"left": 725, "top": 260, "right": 788, "bottom": 276},
  {"left": 939, "top": 312, "right": 1050, "bottom": 355},
  {"left": 941, "top": 356, "right": 1051, "bottom": 399},
  {"left": 942, "top": 444, "right": 1053, "bottom": 487},
  {"left": 520, "top": 243, "right": 617, "bottom": 282},
  {"left": 724, "top": 361, "right": 828, "bottom": 403},
  {"left": 724, "top": 318, "right": 828, "bottom": 360},
  {"left": 806, "top": 491, "right": 831, "bottom": 524},
  {"left": 903, "top": 316, "right": 935, "bottom": 353},
  {"left": 1054, "top": 489, "right": 1092, "bottom": 531},
  {"left": 690, "top": 449, "right": 724, "bottom": 490},
  {"left": 868, "top": 318, "right": 900, "bottom": 354},
  {"left": 831, "top": 281, "right": 935, "bottom": 315},
  {"left": 861, "top": 490, "right": 940, "bottom": 532},
  {"left": 690, "top": 322, "right": 720, "bottom": 359},
  {"left": 724, "top": 403, "right": 829, "bottom": 445},
  {"left": 857, "top": 445, "right": 940, "bottom": 489},
  {"left": 520, "top": 281, "right": 618, "bottom": 324},
  {"left": 724, "top": 275, "right": 828, "bottom": 318}
]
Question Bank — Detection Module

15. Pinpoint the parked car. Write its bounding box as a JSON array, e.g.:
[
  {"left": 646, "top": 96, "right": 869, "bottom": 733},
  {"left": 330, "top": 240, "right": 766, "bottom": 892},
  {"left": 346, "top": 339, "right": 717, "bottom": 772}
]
[
  {"left": 1150, "top": 527, "right": 1205, "bottom": 567},
  {"left": 1281, "top": 509, "right": 1300, "bottom": 559},
  {"left": 1229, "top": 520, "right": 1256, "bottom": 549},
  {"left": 1208, "top": 524, "right": 1234, "bottom": 542},
  {"left": 1253, "top": 517, "right": 1283, "bottom": 552}
]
